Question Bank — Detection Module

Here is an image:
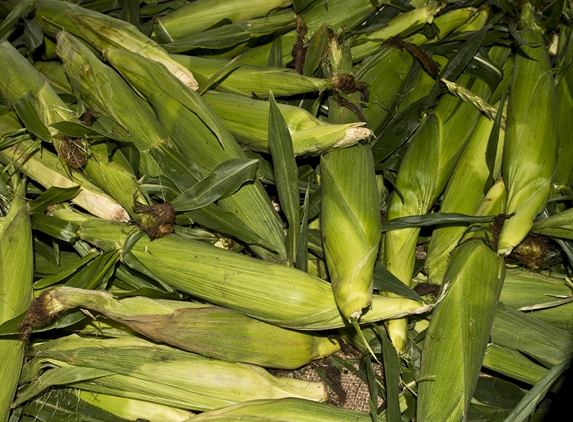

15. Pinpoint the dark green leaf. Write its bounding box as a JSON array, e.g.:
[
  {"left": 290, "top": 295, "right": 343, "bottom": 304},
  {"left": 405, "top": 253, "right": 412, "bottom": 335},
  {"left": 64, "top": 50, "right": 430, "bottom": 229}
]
[
  {"left": 296, "top": 185, "right": 310, "bottom": 271},
  {"left": 28, "top": 186, "right": 81, "bottom": 213},
  {"left": 34, "top": 251, "right": 99, "bottom": 289},
  {"left": 504, "top": 356, "right": 572, "bottom": 422},
  {"left": 376, "top": 325, "right": 401, "bottom": 422},
  {"left": 49, "top": 121, "right": 109, "bottom": 139},
  {"left": 473, "top": 377, "right": 527, "bottom": 410},
  {"left": 425, "top": 24, "right": 492, "bottom": 110},
  {"left": 303, "top": 23, "right": 328, "bottom": 77},
  {"left": 163, "top": 14, "right": 296, "bottom": 53},
  {"left": 266, "top": 36, "right": 284, "bottom": 67},
  {"left": 509, "top": 20, "right": 539, "bottom": 48},
  {"left": 496, "top": 0, "right": 518, "bottom": 17},
  {"left": 118, "top": 0, "right": 141, "bottom": 29},
  {"left": 381, "top": 213, "right": 494, "bottom": 231},
  {"left": 541, "top": 0, "right": 565, "bottom": 32},
  {"left": 0, "top": 309, "right": 85, "bottom": 336},
  {"left": 372, "top": 97, "right": 425, "bottom": 164},
  {"left": 372, "top": 262, "right": 423, "bottom": 301},
  {"left": 268, "top": 91, "right": 299, "bottom": 264},
  {"left": 30, "top": 213, "right": 79, "bottom": 243},
  {"left": 64, "top": 249, "right": 120, "bottom": 290},
  {"left": 22, "top": 17, "right": 43, "bottom": 51},
  {"left": 171, "top": 158, "right": 259, "bottom": 211},
  {"left": 0, "top": 0, "right": 33, "bottom": 40},
  {"left": 13, "top": 93, "right": 52, "bottom": 142},
  {"left": 21, "top": 388, "right": 130, "bottom": 422},
  {"left": 485, "top": 87, "right": 507, "bottom": 190}
]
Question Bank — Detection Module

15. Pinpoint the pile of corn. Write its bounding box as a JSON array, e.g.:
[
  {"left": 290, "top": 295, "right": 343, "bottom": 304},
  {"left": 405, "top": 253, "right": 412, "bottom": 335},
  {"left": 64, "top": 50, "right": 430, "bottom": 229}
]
[{"left": 1, "top": 0, "right": 573, "bottom": 420}]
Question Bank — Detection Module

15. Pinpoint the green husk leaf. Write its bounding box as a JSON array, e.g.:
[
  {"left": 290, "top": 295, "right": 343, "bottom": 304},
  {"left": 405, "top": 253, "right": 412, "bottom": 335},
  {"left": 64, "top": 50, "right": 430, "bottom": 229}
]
[
  {"left": 268, "top": 92, "right": 299, "bottom": 265},
  {"left": 171, "top": 158, "right": 259, "bottom": 211},
  {"left": 28, "top": 186, "right": 81, "bottom": 213}
]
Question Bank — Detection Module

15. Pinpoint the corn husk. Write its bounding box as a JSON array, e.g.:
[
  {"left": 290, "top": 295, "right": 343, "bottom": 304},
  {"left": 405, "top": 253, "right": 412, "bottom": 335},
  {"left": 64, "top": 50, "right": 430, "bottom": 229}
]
[
  {"left": 25, "top": 286, "right": 341, "bottom": 369},
  {"left": 201, "top": 91, "right": 372, "bottom": 156},
  {"left": 105, "top": 48, "right": 288, "bottom": 261},
  {"left": 154, "top": 0, "right": 292, "bottom": 41},
  {"left": 0, "top": 181, "right": 33, "bottom": 422},
  {"left": 15, "top": 334, "right": 327, "bottom": 411},
  {"left": 497, "top": 3, "right": 558, "bottom": 255},
  {"left": 33, "top": 0, "right": 198, "bottom": 89},
  {"left": 417, "top": 237, "right": 505, "bottom": 421},
  {"left": 185, "top": 398, "right": 372, "bottom": 422},
  {"left": 383, "top": 43, "right": 507, "bottom": 352}
]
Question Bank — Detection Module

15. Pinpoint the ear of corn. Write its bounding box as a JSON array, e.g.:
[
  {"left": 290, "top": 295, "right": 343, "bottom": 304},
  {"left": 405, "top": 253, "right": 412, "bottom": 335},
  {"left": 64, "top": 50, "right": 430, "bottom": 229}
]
[
  {"left": 105, "top": 48, "right": 287, "bottom": 261},
  {"left": 321, "top": 143, "right": 381, "bottom": 322},
  {"left": 75, "top": 389, "right": 194, "bottom": 422},
  {"left": 54, "top": 30, "right": 168, "bottom": 177},
  {"left": 170, "top": 55, "right": 328, "bottom": 97},
  {"left": 318, "top": 38, "right": 382, "bottom": 323},
  {"left": 33, "top": 0, "right": 198, "bottom": 89},
  {"left": 0, "top": 139, "right": 129, "bottom": 221},
  {"left": 417, "top": 237, "right": 505, "bottom": 421},
  {"left": 383, "top": 40, "right": 507, "bottom": 351},
  {"left": 185, "top": 397, "right": 373, "bottom": 422},
  {"left": 483, "top": 344, "right": 556, "bottom": 389},
  {"left": 200, "top": 91, "right": 372, "bottom": 156},
  {"left": 0, "top": 180, "right": 33, "bottom": 422},
  {"left": 497, "top": 3, "right": 558, "bottom": 256},
  {"left": 424, "top": 93, "right": 508, "bottom": 284},
  {"left": 491, "top": 302, "right": 573, "bottom": 367},
  {"left": 0, "top": 37, "right": 146, "bottom": 219},
  {"left": 16, "top": 334, "right": 327, "bottom": 411},
  {"left": 553, "top": 42, "right": 573, "bottom": 205},
  {"left": 153, "top": 0, "right": 292, "bottom": 42},
  {"left": 350, "top": 5, "right": 441, "bottom": 62},
  {"left": 26, "top": 286, "right": 341, "bottom": 369},
  {"left": 52, "top": 211, "right": 427, "bottom": 330},
  {"left": 499, "top": 268, "right": 573, "bottom": 331}
]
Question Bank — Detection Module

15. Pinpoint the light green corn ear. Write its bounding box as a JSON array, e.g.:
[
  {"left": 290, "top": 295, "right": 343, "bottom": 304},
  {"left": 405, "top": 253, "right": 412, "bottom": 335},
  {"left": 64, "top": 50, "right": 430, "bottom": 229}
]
[
  {"left": 320, "top": 38, "right": 381, "bottom": 323},
  {"left": 499, "top": 268, "right": 573, "bottom": 331},
  {"left": 321, "top": 143, "right": 381, "bottom": 321},
  {"left": 0, "top": 140, "right": 129, "bottom": 221},
  {"left": 55, "top": 31, "right": 169, "bottom": 177},
  {"left": 217, "top": 0, "right": 376, "bottom": 66},
  {"left": 52, "top": 212, "right": 427, "bottom": 331},
  {"left": 350, "top": 5, "right": 440, "bottom": 62},
  {"left": 383, "top": 44, "right": 507, "bottom": 352},
  {"left": 0, "top": 180, "right": 33, "bottom": 422},
  {"left": 153, "top": 0, "right": 292, "bottom": 41},
  {"left": 424, "top": 99, "right": 507, "bottom": 284},
  {"left": 497, "top": 3, "right": 558, "bottom": 255},
  {"left": 105, "top": 48, "right": 287, "bottom": 261},
  {"left": 417, "top": 236, "right": 505, "bottom": 422},
  {"left": 187, "top": 397, "right": 373, "bottom": 422},
  {"left": 201, "top": 91, "right": 371, "bottom": 156},
  {"left": 23, "top": 286, "right": 341, "bottom": 369},
  {"left": 551, "top": 35, "right": 573, "bottom": 211},
  {"left": 15, "top": 334, "right": 327, "bottom": 411},
  {"left": 357, "top": 7, "right": 478, "bottom": 138},
  {"left": 75, "top": 390, "right": 194, "bottom": 422},
  {"left": 171, "top": 55, "right": 328, "bottom": 97},
  {"left": 33, "top": 0, "right": 198, "bottom": 89},
  {"left": 0, "top": 37, "right": 148, "bottom": 218}
]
